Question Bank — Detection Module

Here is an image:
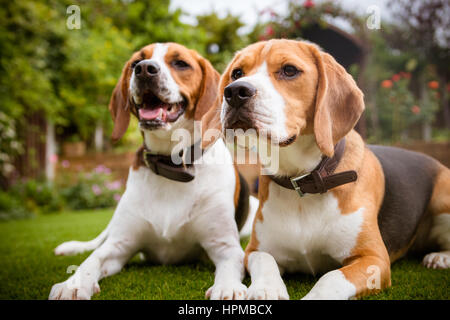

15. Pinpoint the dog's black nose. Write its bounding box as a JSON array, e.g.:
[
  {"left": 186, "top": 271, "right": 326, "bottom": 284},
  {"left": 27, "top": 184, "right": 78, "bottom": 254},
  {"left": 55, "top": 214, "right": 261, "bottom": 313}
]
[
  {"left": 224, "top": 82, "right": 256, "bottom": 108},
  {"left": 134, "top": 60, "right": 160, "bottom": 79}
]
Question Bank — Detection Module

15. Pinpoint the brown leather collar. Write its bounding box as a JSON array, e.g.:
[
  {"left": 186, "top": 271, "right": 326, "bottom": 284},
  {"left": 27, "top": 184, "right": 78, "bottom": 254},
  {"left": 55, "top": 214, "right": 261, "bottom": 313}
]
[
  {"left": 140, "top": 141, "right": 204, "bottom": 183},
  {"left": 269, "top": 138, "right": 357, "bottom": 196}
]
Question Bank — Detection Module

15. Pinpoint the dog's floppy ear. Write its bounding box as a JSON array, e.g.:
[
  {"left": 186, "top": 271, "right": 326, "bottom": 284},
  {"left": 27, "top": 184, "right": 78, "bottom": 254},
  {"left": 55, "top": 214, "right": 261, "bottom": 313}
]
[
  {"left": 195, "top": 56, "right": 220, "bottom": 121},
  {"left": 109, "top": 61, "right": 131, "bottom": 142},
  {"left": 310, "top": 45, "right": 364, "bottom": 157},
  {"left": 200, "top": 98, "right": 222, "bottom": 149},
  {"left": 194, "top": 55, "right": 222, "bottom": 149}
]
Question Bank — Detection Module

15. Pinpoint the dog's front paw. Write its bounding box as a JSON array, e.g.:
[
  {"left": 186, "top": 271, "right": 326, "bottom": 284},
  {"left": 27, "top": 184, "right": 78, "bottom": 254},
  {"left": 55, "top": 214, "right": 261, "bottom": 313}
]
[
  {"left": 246, "top": 281, "right": 289, "bottom": 300},
  {"left": 206, "top": 281, "right": 247, "bottom": 300},
  {"left": 301, "top": 291, "right": 329, "bottom": 300},
  {"left": 49, "top": 279, "right": 100, "bottom": 300},
  {"left": 301, "top": 270, "right": 356, "bottom": 300}
]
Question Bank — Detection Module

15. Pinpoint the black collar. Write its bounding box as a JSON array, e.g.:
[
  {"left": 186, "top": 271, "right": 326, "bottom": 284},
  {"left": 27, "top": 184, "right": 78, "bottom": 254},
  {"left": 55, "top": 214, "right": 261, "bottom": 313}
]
[
  {"left": 269, "top": 138, "right": 357, "bottom": 196},
  {"left": 141, "top": 141, "right": 204, "bottom": 182}
]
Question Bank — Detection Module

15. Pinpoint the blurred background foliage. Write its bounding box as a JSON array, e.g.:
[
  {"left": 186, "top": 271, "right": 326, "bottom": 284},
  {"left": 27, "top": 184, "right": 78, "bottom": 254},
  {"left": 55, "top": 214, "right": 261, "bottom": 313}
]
[
  {"left": 250, "top": 0, "right": 449, "bottom": 143},
  {"left": 0, "top": 0, "right": 249, "bottom": 153},
  {"left": 0, "top": 0, "right": 448, "bottom": 219}
]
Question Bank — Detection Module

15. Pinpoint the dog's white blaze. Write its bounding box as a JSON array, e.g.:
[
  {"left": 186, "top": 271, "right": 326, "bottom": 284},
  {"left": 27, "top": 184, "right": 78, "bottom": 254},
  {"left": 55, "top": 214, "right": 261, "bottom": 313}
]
[
  {"left": 222, "top": 62, "right": 289, "bottom": 142},
  {"left": 129, "top": 43, "right": 193, "bottom": 154},
  {"left": 129, "top": 43, "right": 183, "bottom": 105},
  {"left": 150, "top": 43, "right": 183, "bottom": 103},
  {"left": 129, "top": 72, "right": 140, "bottom": 104},
  {"left": 256, "top": 184, "right": 364, "bottom": 275}
]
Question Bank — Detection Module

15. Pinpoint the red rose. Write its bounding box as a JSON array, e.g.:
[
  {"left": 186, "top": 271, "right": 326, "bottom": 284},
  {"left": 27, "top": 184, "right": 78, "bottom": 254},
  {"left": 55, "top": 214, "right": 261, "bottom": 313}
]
[
  {"left": 411, "top": 105, "right": 420, "bottom": 114},
  {"left": 398, "top": 71, "right": 411, "bottom": 79},
  {"left": 381, "top": 80, "right": 393, "bottom": 88},
  {"left": 265, "top": 25, "right": 274, "bottom": 36},
  {"left": 392, "top": 74, "right": 401, "bottom": 82},
  {"left": 304, "top": 0, "right": 315, "bottom": 9},
  {"left": 428, "top": 81, "right": 439, "bottom": 89}
]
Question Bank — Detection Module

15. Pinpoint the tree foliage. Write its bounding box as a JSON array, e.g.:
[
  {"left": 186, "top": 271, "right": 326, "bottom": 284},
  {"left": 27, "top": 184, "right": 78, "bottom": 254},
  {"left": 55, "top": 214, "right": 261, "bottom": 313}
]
[
  {"left": 196, "top": 12, "right": 246, "bottom": 72},
  {"left": 0, "top": 0, "right": 248, "bottom": 183},
  {"left": 249, "top": 0, "right": 448, "bottom": 143}
]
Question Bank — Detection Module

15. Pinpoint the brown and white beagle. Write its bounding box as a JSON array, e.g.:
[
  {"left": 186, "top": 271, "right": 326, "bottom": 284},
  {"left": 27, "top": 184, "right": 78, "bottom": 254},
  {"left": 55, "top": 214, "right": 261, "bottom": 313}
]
[
  {"left": 203, "top": 39, "right": 450, "bottom": 299},
  {"left": 49, "top": 43, "right": 256, "bottom": 300}
]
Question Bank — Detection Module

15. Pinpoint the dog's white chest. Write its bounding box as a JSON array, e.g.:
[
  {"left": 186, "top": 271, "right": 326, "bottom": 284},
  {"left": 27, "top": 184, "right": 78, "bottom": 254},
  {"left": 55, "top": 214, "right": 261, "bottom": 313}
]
[
  {"left": 256, "top": 183, "right": 364, "bottom": 274},
  {"left": 117, "top": 167, "right": 201, "bottom": 263},
  {"left": 114, "top": 140, "right": 236, "bottom": 264},
  {"left": 126, "top": 168, "right": 196, "bottom": 234}
]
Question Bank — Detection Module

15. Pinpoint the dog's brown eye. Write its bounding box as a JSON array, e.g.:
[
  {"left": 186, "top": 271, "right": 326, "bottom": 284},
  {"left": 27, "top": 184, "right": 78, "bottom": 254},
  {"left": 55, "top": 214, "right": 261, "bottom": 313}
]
[
  {"left": 231, "top": 68, "right": 244, "bottom": 80},
  {"left": 281, "top": 65, "right": 300, "bottom": 78},
  {"left": 173, "top": 60, "right": 190, "bottom": 69}
]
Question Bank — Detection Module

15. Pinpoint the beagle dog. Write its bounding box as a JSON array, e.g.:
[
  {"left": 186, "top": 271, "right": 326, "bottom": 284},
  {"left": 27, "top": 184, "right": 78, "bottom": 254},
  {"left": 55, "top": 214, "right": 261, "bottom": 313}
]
[
  {"left": 203, "top": 39, "right": 450, "bottom": 299},
  {"left": 49, "top": 43, "right": 256, "bottom": 300}
]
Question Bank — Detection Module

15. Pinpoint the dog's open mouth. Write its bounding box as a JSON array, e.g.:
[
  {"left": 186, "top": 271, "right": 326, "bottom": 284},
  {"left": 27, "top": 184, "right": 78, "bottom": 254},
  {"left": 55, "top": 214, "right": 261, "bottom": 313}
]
[{"left": 136, "top": 91, "right": 187, "bottom": 129}]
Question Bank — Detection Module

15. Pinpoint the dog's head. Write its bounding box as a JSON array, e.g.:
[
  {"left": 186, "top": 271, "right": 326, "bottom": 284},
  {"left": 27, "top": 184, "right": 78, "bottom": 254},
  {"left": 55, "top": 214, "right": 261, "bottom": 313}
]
[
  {"left": 205, "top": 39, "right": 364, "bottom": 157},
  {"left": 109, "top": 42, "right": 219, "bottom": 142}
]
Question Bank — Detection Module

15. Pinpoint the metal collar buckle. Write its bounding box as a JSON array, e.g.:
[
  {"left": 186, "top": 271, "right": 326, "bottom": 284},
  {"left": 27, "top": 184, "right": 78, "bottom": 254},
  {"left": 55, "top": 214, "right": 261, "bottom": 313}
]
[{"left": 290, "top": 173, "right": 311, "bottom": 197}]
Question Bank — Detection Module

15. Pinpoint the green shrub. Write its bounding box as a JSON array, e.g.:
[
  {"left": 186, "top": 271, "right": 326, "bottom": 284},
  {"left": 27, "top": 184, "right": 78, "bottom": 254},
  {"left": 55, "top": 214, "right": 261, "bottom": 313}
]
[
  {"left": 0, "top": 191, "right": 33, "bottom": 221},
  {"left": 58, "top": 165, "right": 123, "bottom": 211},
  {"left": 10, "top": 179, "right": 65, "bottom": 215},
  {"left": 0, "top": 165, "right": 124, "bottom": 221}
]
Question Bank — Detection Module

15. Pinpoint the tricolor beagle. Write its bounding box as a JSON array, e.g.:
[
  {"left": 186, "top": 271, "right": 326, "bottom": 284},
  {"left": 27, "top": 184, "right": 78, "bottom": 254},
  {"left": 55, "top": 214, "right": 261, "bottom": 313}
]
[
  {"left": 49, "top": 43, "right": 256, "bottom": 300},
  {"left": 203, "top": 39, "right": 450, "bottom": 299}
]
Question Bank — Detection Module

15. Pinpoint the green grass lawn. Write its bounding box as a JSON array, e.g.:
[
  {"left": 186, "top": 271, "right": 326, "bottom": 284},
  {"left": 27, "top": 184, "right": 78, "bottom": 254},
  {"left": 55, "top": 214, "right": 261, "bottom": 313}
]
[{"left": 0, "top": 209, "right": 448, "bottom": 300}]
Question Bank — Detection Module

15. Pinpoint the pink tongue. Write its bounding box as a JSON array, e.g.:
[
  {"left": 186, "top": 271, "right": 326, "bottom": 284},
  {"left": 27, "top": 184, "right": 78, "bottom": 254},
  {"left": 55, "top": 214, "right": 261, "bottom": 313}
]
[{"left": 139, "top": 108, "right": 166, "bottom": 121}]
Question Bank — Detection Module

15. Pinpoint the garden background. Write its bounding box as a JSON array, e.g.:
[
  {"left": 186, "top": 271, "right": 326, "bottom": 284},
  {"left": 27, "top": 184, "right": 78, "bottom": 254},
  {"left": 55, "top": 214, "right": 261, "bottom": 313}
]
[{"left": 0, "top": 0, "right": 449, "bottom": 299}]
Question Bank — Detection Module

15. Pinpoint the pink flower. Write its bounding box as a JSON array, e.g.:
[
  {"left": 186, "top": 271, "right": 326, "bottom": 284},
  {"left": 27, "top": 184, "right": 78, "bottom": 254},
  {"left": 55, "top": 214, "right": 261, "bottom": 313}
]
[
  {"left": 94, "top": 165, "right": 111, "bottom": 174},
  {"left": 106, "top": 180, "right": 122, "bottom": 190},
  {"left": 304, "top": 0, "right": 315, "bottom": 9},
  {"left": 61, "top": 160, "right": 70, "bottom": 168},
  {"left": 49, "top": 154, "right": 58, "bottom": 164},
  {"left": 265, "top": 25, "right": 274, "bottom": 36},
  {"left": 113, "top": 194, "right": 121, "bottom": 202},
  {"left": 92, "top": 184, "right": 102, "bottom": 195},
  {"left": 94, "top": 165, "right": 106, "bottom": 173}
]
